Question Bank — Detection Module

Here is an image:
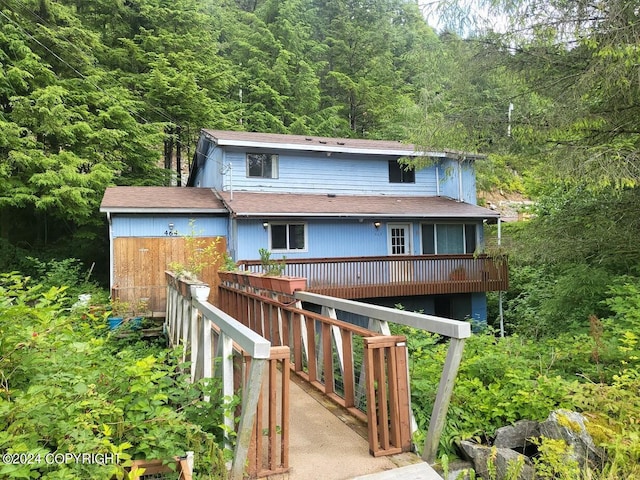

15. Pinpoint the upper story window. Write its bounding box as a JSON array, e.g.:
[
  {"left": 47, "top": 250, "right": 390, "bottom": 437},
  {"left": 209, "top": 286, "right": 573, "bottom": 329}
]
[
  {"left": 422, "top": 223, "right": 477, "bottom": 254},
  {"left": 247, "top": 153, "right": 278, "bottom": 178},
  {"left": 270, "top": 223, "right": 306, "bottom": 252},
  {"left": 388, "top": 160, "right": 415, "bottom": 183}
]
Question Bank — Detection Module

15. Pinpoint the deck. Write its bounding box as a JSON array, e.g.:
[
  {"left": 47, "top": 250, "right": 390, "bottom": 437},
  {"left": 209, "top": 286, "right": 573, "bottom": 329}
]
[{"left": 238, "top": 254, "right": 508, "bottom": 299}]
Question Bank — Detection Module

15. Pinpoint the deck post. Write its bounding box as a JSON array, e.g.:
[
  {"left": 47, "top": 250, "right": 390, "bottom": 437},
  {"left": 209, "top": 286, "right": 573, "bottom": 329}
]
[
  {"left": 230, "top": 358, "right": 268, "bottom": 480},
  {"left": 190, "top": 304, "right": 199, "bottom": 382},
  {"left": 422, "top": 337, "right": 466, "bottom": 463},
  {"left": 220, "top": 331, "right": 235, "bottom": 448}
]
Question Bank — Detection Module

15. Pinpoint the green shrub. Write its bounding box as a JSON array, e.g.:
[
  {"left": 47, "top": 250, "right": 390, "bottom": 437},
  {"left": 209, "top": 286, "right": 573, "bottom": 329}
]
[{"left": 0, "top": 273, "right": 227, "bottom": 479}]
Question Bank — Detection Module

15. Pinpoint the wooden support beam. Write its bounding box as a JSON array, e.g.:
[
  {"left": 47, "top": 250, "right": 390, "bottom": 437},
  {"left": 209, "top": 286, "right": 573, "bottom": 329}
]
[
  {"left": 422, "top": 337, "right": 466, "bottom": 463},
  {"left": 230, "top": 358, "right": 267, "bottom": 480}
]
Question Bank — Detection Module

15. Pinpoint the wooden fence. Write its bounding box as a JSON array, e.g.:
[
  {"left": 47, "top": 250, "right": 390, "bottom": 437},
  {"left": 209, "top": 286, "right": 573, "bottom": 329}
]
[
  {"left": 294, "top": 291, "right": 471, "bottom": 464},
  {"left": 112, "top": 236, "right": 226, "bottom": 314}
]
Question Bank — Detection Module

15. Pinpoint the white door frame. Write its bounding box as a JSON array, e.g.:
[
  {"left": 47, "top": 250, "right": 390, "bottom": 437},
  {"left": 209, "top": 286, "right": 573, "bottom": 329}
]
[{"left": 387, "top": 223, "right": 412, "bottom": 255}]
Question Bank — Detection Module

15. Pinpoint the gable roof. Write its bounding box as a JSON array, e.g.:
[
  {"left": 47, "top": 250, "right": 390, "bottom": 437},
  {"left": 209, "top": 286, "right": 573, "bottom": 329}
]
[
  {"left": 201, "top": 129, "right": 484, "bottom": 160},
  {"left": 215, "top": 191, "right": 499, "bottom": 220},
  {"left": 100, "top": 187, "right": 226, "bottom": 214}
]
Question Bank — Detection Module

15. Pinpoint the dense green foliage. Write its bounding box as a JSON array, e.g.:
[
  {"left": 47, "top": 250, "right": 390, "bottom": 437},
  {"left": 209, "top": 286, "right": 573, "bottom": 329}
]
[
  {"left": 0, "top": 273, "right": 227, "bottom": 479},
  {"left": 395, "top": 277, "right": 640, "bottom": 477}
]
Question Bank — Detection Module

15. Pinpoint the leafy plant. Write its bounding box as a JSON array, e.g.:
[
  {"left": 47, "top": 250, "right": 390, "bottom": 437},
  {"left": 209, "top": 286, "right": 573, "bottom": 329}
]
[
  {"left": 220, "top": 252, "right": 239, "bottom": 272},
  {"left": 169, "top": 220, "right": 223, "bottom": 280},
  {"left": 258, "top": 248, "right": 286, "bottom": 276},
  {"left": 0, "top": 273, "right": 227, "bottom": 479}
]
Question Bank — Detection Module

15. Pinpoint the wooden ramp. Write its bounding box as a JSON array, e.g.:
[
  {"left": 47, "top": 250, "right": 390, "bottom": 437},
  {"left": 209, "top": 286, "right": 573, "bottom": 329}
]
[{"left": 282, "top": 376, "right": 443, "bottom": 480}]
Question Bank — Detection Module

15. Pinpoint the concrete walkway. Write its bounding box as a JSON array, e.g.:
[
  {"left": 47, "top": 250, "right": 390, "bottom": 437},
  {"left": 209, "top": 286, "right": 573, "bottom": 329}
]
[{"left": 283, "top": 376, "right": 443, "bottom": 480}]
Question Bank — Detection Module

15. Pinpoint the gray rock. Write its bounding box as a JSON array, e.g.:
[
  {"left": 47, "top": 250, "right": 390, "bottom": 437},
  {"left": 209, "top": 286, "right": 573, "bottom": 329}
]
[
  {"left": 494, "top": 420, "right": 540, "bottom": 450},
  {"left": 436, "top": 459, "right": 474, "bottom": 480},
  {"left": 459, "top": 440, "right": 535, "bottom": 480},
  {"left": 539, "top": 409, "right": 607, "bottom": 470}
]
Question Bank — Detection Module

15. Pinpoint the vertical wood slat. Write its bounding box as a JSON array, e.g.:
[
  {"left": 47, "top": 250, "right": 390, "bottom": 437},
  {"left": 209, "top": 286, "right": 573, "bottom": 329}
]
[
  {"left": 306, "top": 317, "right": 318, "bottom": 383},
  {"left": 364, "top": 342, "right": 378, "bottom": 454},
  {"left": 375, "top": 347, "right": 390, "bottom": 452},
  {"left": 363, "top": 336, "right": 411, "bottom": 457},
  {"left": 268, "top": 355, "right": 278, "bottom": 470},
  {"left": 292, "top": 311, "right": 303, "bottom": 373},
  {"left": 322, "top": 322, "right": 334, "bottom": 395},
  {"left": 395, "top": 343, "right": 412, "bottom": 452},
  {"left": 341, "top": 330, "right": 355, "bottom": 408}
]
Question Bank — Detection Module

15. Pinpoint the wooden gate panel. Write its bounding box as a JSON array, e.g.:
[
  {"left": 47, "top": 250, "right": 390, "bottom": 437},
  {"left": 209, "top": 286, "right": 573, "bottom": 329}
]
[{"left": 113, "top": 236, "right": 226, "bottom": 314}]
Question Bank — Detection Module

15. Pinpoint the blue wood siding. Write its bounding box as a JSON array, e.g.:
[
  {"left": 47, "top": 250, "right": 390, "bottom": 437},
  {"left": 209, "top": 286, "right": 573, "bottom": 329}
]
[
  {"left": 471, "top": 292, "right": 488, "bottom": 327},
  {"left": 437, "top": 159, "right": 476, "bottom": 203},
  {"left": 112, "top": 215, "right": 228, "bottom": 238},
  {"left": 336, "top": 293, "right": 487, "bottom": 325},
  {"left": 234, "top": 219, "right": 485, "bottom": 260},
  {"left": 235, "top": 219, "right": 387, "bottom": 260},
  {"left": 208, "top": 146, "right": 445, "bottom": 197}
]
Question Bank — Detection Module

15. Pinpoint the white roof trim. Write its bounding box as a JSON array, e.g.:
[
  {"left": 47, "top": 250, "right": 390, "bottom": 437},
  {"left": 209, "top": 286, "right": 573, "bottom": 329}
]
[
  {"left": 211, "top": 138, "right": 476, "bottom": 158},
  {"left": 232, "top": 212, "right": 499, "bottom": 219},
  {"left": 100, "top": 207, "right": 227, "bottom": 214}
]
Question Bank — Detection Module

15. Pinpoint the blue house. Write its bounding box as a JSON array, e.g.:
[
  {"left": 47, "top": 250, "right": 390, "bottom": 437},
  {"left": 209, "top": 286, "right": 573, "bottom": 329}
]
[{"left": 101, "top": 130, "right": 507, "bottom": 322}]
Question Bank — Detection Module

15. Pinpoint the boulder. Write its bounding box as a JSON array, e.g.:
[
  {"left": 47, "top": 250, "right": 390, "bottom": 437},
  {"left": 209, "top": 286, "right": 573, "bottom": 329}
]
[
  {"left": 539, "top": 409, "right": 607, "bottom": 470},
  {"left": 459, "top": 440, "right": 536, "bottom": 480},
  {"left": 494, "top": 420, "right": 540, "bottom": 451}
]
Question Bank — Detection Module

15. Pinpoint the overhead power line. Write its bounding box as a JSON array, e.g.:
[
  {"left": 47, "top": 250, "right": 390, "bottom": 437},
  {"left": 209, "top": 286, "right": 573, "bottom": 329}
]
[{"left": 0, "top": 1, "right": 179, "bottom": 126}]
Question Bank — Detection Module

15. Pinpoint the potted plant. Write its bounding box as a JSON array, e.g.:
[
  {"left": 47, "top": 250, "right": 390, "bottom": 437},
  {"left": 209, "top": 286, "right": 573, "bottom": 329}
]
[
  {"left": 258, "top": 248, "right": 306, "bottom": 294},
  {"left": 108, "top": 298, "right": 130, "bottom": 330},
  {"left": 218, "top": 253, "right": 242, "bottom": 285},
  {"left": 130, "top": 298, "right": 150, "bottom": 330}
]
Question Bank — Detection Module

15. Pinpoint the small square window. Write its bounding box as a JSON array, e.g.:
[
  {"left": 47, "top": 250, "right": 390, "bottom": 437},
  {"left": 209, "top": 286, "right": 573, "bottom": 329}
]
[
  {"left": 270, "top": 223, "right": 306, "bottom": 251},
  {"left": 388, "top": 160, "right": 415, "bottom": 183},
  {"left": 247, "top": 153, "right": 278, "bottom": 178}
]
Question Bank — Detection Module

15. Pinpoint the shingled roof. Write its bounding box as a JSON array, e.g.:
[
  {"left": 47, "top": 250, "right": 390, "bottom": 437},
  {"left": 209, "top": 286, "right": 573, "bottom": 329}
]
[
  {"left": 100, "top": 187, "right": 226, "bottom": 213},
  {"left": 201, "top": 129, "right": 484, "bottom": 159},
  {"left": 216, "top": 191, "right": 499, "bottom": 219}
]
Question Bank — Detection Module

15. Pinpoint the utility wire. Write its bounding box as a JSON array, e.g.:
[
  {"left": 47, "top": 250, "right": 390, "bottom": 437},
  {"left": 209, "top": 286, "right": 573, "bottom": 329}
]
[{"left": 0, "top": 1, "right": 180, "bottom": 127}]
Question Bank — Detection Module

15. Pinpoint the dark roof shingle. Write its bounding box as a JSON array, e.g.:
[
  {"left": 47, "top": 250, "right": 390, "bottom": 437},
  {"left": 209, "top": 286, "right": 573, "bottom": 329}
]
[
  {"left": 100, "top": 187, "right": 225, "bottom": 212},
  {"left": 217, "top": 191, "right": 498, "bottom": 219},
  {"left": 201, "top": 129, "right": 484, "bottom": 159}
]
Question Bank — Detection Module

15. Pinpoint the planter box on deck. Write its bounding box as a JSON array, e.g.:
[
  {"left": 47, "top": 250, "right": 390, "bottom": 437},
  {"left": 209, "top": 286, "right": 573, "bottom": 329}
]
[{"left": 218, "top": 271, "right": 306, "bottom": 295}]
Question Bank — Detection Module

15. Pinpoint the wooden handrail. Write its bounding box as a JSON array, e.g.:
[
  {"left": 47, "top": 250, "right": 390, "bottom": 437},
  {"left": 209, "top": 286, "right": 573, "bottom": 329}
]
[
  {"left": 164, "top": 272, "right": 289, "bottom": 480},
  {"left": 238, "top": 254, "right": 508, "bottom": 296},
  {"left": 293, "top": 290, "right": 470, "bottom": 464},
  {"left": 217, "top": 282, "right": 413, "bottom": 457}
]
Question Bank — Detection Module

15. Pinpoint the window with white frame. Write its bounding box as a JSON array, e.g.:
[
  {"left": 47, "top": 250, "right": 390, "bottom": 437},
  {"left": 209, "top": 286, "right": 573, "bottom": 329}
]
[
  {"left": 421, "top": 223, "right": 477, "bottom": 254},
  {"left": 270, "top": 223, "right": 306, "bottom": 251},
  {"left": 247, "top": 153, "right": 278, "bottom": 178}
]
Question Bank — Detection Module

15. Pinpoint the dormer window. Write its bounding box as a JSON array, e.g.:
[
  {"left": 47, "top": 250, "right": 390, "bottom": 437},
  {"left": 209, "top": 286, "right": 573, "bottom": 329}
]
[
  {"left": 388, "top": 160, "right": 415, "bottom": 183},
  {"left": 247, "top": 153, "right": 279, "bottom": 178}
]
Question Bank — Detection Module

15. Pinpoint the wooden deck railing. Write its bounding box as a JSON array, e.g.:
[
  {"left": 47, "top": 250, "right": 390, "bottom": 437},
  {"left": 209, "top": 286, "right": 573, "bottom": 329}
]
[
  {"left": 165, "top": 272, "right": 289, "bottom": 480},
  {"left": 293, "top": 291, "right": 471, "bottom": 464},
  {"left": 218, "top": 281, "right": 412, "bottom": 457},
  {"left": 238, "top": 254, "right": 508, "bottom": 298}
]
